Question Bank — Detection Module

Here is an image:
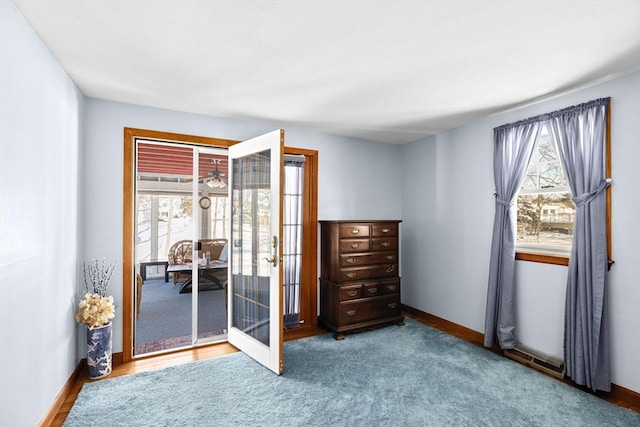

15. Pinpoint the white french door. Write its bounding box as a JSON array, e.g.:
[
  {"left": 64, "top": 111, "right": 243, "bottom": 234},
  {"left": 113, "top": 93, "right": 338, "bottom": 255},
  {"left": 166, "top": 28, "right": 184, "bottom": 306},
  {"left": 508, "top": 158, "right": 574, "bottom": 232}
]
[{"left": 227, "top": 130, "right": 284, "bottom": 374}]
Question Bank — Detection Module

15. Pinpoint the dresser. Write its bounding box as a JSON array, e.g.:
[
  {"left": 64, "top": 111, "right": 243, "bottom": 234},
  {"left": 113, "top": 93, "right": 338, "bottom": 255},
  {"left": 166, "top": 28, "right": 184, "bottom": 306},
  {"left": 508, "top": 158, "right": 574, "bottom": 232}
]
[{"left": 319, "top": 220, "right": 404, "bottom": 339}]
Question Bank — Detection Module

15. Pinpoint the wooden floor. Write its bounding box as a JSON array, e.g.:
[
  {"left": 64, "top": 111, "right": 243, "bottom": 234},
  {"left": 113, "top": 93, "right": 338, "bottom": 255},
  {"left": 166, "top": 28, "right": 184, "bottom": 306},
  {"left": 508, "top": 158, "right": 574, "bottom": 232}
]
[{"left": 50, "top": 313, "right": 638, "bottom": 426}]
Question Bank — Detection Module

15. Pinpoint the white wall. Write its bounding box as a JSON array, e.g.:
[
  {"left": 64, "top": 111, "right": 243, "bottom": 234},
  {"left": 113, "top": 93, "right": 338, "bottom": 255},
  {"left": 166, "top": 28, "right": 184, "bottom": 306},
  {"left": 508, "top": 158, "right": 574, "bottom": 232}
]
[
  {"left": 400, "top": 126, "right": 495, "bottom": 331},
  {"left": 401, "top": 72, "right": 640, "bottom": 394},
  {"left": 0, "top": 3, "right": 85, "bottom": 426},
  {"left": 82, "top": 98, "right": 403, "bottom": 355}
]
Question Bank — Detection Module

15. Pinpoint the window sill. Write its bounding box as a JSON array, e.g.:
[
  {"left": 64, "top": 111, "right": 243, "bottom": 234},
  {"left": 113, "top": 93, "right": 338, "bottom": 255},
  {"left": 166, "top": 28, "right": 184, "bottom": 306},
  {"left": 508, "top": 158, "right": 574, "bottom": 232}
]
[{"left": 515, "top": 252, "right": 569, "bottom": 266}]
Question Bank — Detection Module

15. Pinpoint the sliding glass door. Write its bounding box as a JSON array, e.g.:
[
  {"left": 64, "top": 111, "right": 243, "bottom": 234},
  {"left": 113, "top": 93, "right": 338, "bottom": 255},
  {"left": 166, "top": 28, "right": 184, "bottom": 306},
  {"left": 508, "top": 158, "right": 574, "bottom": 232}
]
[
  {"left": 133, "top": 141, "right": 228, "bottom": 355},
  {"left": 194, "top": 148, "right": 229, "bottom": 344}
]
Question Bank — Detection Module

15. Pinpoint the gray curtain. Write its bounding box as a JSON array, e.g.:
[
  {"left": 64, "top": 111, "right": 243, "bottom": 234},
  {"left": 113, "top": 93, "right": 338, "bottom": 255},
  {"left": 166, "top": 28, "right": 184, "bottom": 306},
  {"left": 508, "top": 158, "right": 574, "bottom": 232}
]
[
  {"left": 545, "top": 98, "right": 611, "bottom": 392},
  {"left": 484, "top": 120, "right": 541, "bottom": 348}
]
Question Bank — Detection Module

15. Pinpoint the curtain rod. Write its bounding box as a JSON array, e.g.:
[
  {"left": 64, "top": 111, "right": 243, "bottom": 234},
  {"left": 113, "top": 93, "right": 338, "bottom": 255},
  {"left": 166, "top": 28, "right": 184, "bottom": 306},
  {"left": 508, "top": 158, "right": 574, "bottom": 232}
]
[{"left": 494, "top": 97, "right": 610, "bottom": 133}]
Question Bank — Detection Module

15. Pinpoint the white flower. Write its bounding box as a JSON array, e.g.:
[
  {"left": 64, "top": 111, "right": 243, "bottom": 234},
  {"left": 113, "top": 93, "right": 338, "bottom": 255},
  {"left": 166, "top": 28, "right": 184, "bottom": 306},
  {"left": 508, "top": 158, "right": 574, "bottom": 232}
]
[{"left": 75, "top": 293, "right": 115, "bottom": 329}]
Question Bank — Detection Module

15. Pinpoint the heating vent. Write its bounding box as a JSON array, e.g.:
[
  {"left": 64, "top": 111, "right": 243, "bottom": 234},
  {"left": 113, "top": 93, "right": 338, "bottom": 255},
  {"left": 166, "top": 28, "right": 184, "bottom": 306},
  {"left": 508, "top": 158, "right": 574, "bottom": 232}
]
[{"left": 504, "top": 344, "right": 565, "bottom": 380}]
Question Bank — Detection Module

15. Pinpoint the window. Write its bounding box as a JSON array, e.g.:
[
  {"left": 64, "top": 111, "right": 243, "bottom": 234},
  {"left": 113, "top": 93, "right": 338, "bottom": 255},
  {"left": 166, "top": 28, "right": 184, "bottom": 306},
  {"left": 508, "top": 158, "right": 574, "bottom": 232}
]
[
  {"left": 207, "top": 195, "right": 229, "bottom": 238},
  {"left": 136, "top": 193, "right": 194, "bottom": 265},
  {"left": 516, "top": 125, "right": 575, "bottom": 260},
  {"left": 513, "top": 101, "right": 612, "bottom": 267}
]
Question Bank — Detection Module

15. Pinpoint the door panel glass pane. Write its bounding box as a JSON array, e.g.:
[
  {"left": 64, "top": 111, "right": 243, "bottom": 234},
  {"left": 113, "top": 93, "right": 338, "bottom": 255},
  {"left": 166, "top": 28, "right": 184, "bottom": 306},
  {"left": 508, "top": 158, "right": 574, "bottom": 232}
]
[
  {"left": 197, "top": 152, "right": 229, "bottom": 340},
  {"left": 134, "top": 141, "right": 193, "bottom": 355},
  {"left": 231, "top": 150, "right": 272, "bottom": 345}
]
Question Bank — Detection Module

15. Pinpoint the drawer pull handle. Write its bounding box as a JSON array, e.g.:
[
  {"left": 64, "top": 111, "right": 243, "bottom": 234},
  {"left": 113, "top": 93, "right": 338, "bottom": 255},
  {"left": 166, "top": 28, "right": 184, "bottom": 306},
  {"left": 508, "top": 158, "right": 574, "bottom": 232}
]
[
  {"left": 381, "top": 242, "right": 390, "bottom": 248},
  {"left": 351, "top": 229, "right": 360, "bottom": 234},
  {"left": 386, "top": 266, "right": 395, "bottom": 273},
  {"left": 346, "top": 290, "right": 358, "bottom": 297},
  {"left": 346, "top": 272, "right": 357, "bottom": 278},
  {"left": 367, "top": 287, "right": 378, "bottom": 294},
  {"left": 386, "top": 255, "right": 395, "bottom": 260},
  {"left": 381, "top": 228, "right": 390, "bottom": 233},
  {"left": 350, "top": 243, "right": 360, "bottom": 249},
  {"left": 386, "top": 285, "right": 396, "bottom": 291},
  {"left": 387, "top": 303, "right": 398, "bottom": 309},
  {"left": 346, "top": 309, "right": 357, "bottom": 316},
  {"left": 346, "top": 257, "right": 356, "bottom": 264}
]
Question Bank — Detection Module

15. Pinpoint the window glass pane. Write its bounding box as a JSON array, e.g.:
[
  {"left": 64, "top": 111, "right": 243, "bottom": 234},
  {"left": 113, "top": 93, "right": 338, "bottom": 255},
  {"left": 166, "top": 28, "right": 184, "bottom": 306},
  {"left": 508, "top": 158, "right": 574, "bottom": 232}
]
[
  {"left": 136, "top": 194, "right": 193, "bottom": 263},
  {"left": 208, "top": 195, "right": 228, "bottom": 238},
  {"left": 136, "top": 194, "right": 152, "bottom": 262},
  {"left": 161, "top": 195, "right": 193, "bottom": 257},
  {"left": 517, "top": 193, "right": 575, "bottom": 253},
  {"left": 517, "top": 125, "right": 574, "bottom": 255},
  {"left": 521, "top": 129, "right": 568, "bottom": 192}
]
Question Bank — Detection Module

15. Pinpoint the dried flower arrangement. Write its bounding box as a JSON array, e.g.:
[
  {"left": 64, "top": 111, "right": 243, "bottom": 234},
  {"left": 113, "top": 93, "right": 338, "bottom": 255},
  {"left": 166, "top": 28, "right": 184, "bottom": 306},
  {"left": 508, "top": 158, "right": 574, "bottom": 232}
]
[
  {"left": 75, "top": 293, "right": 115, "bottom": 329},
  {"left": 75, "top": 259, "right": 116, "bottom": 329},
  {"left": 82, "top": 258, "right": 116, "bottom": 297}
]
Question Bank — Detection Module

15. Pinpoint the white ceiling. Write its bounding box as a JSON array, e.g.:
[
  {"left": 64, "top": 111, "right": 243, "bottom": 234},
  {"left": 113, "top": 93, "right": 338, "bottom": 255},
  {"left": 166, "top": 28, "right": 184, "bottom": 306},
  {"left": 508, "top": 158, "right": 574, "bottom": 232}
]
[{"left": 13, "top": 0, "right": 640, "bottom": 144}]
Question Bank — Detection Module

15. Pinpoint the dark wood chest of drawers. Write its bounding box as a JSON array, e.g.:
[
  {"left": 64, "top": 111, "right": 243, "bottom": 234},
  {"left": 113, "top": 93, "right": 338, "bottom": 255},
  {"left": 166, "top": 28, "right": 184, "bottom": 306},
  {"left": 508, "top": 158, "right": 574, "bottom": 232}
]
[{"left": 319, "top": 220, "right": 404, "bottom": 339}]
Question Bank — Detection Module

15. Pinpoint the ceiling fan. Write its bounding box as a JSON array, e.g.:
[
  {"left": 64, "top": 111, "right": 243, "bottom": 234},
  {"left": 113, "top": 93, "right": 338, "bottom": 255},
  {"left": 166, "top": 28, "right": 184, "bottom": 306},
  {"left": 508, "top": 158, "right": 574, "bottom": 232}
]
[{"left": 207, "top": 159, "right": 227, "bottom": 188}]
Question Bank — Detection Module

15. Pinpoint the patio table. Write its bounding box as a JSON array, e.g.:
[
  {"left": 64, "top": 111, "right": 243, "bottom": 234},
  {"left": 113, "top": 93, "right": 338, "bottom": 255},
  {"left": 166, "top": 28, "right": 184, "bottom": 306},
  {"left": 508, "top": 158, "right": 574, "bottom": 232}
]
[{"left": 167, "top": 261, "right": 228, "bottom": 293}]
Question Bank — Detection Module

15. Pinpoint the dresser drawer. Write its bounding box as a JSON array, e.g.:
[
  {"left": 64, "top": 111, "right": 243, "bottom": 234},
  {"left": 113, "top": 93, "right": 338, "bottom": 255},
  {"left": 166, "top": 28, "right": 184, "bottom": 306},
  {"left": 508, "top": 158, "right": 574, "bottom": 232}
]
[
  {"left": 372, "top": 223, "right": 398, "bottom": 237},
  {"left": 379, "top": 279, "right": 400, "bottom": 295},
  {"left": 371, "top": 237, "right": 398, "bottom": 251},
  {"left": 340, "top": 264, "right": 398, "bottom": 281},
  {"left": 338, "top": 284, "right": 363, "bottom": 301},
  {"left": 339, "top": 239, "right": 370, "bottom": 253},
  {"left": 362, "top": 282, "right": 381, "bottom": 297},
  {"left": 340, "top": 251, "right": 397, "bottom": 267},
  {"left": 362, "top": 279, "right": 400, "bottom": 297},
  {"left": 339, "top": 224, "right": 370, "bottom": 238},
  {"left": 339, "top": 295, "right": 401, "bottom": 325}
]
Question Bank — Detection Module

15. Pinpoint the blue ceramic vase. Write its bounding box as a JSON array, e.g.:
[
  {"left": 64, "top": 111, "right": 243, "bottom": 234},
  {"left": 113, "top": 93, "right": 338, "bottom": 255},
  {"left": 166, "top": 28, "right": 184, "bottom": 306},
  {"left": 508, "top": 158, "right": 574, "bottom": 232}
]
[{"left": 86, "top": 322, "right": 112, "bottom": 379}]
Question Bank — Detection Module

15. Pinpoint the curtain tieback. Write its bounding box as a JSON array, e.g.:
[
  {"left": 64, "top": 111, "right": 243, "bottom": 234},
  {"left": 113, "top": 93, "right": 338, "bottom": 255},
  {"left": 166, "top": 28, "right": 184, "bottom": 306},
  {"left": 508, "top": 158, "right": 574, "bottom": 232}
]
[
  {"left": 572, "top": 178, "right": 612, "bottom": 208},
  {"left": 494, "top": 194, "right": 513, "bottom": 207}
]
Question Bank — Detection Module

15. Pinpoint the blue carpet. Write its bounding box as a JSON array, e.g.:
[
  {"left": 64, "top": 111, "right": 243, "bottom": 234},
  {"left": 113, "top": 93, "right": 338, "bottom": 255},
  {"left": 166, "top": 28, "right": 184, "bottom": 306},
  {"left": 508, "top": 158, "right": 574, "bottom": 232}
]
[{"left": 65, "top": 319, "right": 640, "bottom": 426}]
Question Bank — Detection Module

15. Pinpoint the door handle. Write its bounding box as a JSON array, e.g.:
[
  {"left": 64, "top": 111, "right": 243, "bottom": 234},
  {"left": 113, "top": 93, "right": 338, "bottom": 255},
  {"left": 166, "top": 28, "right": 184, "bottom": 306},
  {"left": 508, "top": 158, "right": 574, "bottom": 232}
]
[{"left": 263, "top": 235, "right": 278, "bottom": 267}]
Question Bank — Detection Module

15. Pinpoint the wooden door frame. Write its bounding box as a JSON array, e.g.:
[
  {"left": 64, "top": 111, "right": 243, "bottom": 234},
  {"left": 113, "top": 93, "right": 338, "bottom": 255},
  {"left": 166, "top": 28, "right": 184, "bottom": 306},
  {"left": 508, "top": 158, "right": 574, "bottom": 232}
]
[
  {"left": 282, "top": 147, "right": 319, "bottom": 338},
  {"left": 123, "top": 127, "right": 318, "bottom": 362}
]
